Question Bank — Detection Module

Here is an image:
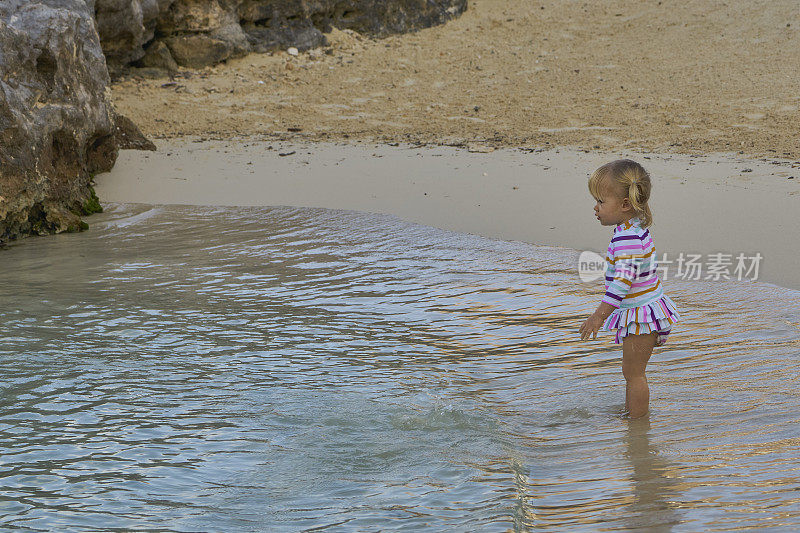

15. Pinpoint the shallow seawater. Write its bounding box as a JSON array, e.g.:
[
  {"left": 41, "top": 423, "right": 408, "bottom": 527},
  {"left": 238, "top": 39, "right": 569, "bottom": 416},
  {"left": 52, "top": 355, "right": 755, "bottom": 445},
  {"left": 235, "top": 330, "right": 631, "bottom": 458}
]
[{"left": 0, "top": 204, "right": 799, "bottom": 532}]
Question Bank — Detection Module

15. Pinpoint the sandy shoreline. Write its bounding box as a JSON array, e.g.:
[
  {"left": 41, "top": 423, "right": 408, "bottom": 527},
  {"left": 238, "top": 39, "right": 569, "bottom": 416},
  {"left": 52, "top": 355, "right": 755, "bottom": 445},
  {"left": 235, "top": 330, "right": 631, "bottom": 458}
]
[
  {"left": 102, "top": 1, "right": 800, "bottom": 291},
  {"left": 95, "top": 140, "right": 800, "bottom": 291}
]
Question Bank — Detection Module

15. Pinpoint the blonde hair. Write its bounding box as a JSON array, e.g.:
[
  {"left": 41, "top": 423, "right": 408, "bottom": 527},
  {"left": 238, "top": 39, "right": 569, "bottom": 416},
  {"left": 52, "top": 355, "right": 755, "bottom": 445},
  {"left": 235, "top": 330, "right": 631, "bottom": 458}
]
[{"left": 587, "top": 159, "right": 653, "bottom": 227}]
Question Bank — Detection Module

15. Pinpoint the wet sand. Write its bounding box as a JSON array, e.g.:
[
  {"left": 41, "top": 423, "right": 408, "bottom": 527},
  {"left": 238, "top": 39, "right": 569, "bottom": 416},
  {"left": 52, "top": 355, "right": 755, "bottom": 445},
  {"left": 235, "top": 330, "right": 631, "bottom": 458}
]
[{"left": 95, "top": 140, "right": 800, "bottom": 291}]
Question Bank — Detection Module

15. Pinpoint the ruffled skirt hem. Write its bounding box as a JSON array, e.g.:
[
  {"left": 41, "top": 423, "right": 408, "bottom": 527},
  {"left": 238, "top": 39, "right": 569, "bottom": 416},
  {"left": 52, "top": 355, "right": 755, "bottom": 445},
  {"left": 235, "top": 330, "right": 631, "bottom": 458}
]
[{"left": 601, "top": 295, "right": 680, "bottom": 346}]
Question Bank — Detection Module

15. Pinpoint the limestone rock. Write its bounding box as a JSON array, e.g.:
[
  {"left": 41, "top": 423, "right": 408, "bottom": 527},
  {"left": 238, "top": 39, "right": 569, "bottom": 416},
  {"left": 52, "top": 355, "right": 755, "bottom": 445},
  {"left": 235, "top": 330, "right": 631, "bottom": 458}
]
[
  {"left": 114, "top": 112, "right": 157, "bottom": 151},
  {"left": 92, "top": 0, "right": 162, "bottom": 76},
  {"left": 238, "top": 0, "right": 468, "bottom": 55},
  {"left": 156, "top": 0, "right": 229, "bottom": 34},
  {"left": 244, "top": 18, "right": 327, "bottom": 54},
  {"left": 0, "top": 0, "right": 118, "bottom": 240},
  {"left": 137, "top": 39, "right": 179, "bottom": 71},
  {"left": 209, "top": 22, "right": 252, "bottom": 58},
  {"left": 164, "top": 33, "right": 234, "bottom": 68},
  {"left": 93, "top": 0, "right": 467, "bottom": 71}
]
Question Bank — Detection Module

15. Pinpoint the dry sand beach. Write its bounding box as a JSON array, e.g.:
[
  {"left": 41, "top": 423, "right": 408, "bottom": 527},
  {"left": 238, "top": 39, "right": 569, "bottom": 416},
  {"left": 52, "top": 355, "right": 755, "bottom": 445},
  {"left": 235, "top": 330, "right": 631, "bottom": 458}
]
[
  {"left": 105, "top": 0, "right": 800, "bottom": 290},
  {"left": 112, "top": 0, "right": 800, "bottom": 157}
]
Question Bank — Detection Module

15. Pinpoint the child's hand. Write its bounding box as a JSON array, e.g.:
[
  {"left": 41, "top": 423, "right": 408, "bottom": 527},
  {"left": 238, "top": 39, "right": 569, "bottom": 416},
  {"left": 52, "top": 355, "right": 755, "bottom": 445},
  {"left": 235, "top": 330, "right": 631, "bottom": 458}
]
[{"left": 579, "top": 312, "right": 605, "bottom": 341}]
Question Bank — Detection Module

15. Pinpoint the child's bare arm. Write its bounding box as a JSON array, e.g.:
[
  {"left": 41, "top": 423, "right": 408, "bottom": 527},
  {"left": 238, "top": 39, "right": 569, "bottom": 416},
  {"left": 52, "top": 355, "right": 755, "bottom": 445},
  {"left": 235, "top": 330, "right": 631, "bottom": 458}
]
[{"left": 579, "top": 301, "right": 617, "bottom": 340}]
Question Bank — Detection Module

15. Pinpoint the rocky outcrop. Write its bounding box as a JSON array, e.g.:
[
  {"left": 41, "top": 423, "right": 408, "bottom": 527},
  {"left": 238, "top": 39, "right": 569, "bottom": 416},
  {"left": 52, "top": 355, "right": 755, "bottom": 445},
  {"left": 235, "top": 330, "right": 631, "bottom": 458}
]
[
  {"left": 0, "top": 0, "right": 465, "bottom": 241},
  {"left": 113, "top": 111, "right": 158, "bottom": 151},
  {"left": 0, "top": 0, "right": 117, "bottom": 240},
  {"left": 94, "top": 0, "right": 468, "bottom": 74}
]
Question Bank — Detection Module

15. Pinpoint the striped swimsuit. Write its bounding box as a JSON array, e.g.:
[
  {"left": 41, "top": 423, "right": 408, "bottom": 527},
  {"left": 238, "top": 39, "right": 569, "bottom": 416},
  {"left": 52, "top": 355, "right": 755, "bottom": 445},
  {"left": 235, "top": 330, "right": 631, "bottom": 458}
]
[{"left": 600, "top": 215, "right": 680, "bottom": 346}]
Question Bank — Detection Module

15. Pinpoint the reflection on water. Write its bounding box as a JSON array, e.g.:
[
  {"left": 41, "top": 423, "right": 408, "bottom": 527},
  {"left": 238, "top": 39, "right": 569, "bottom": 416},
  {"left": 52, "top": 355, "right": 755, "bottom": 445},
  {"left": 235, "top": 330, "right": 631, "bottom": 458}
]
[
  {"left": 0, "top": 204, "right": 799, "bottom": 531},
  {"left": 623, "top": 420, "right": 680, "bottom": 532}
]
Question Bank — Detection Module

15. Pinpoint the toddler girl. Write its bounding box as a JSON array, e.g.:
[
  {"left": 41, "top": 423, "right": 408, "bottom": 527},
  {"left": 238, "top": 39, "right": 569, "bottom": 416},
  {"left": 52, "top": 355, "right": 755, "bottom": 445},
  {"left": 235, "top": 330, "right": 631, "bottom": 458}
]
[{"left": 578, "top": 159, "right": 680, "bottom": 418}]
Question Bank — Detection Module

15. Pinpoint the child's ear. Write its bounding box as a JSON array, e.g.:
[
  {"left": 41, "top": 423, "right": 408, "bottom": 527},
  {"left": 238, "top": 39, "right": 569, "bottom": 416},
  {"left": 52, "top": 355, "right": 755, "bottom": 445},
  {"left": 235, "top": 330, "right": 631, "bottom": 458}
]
[{"left": 621, "top": 197, "right": 632, "bottom": 209}]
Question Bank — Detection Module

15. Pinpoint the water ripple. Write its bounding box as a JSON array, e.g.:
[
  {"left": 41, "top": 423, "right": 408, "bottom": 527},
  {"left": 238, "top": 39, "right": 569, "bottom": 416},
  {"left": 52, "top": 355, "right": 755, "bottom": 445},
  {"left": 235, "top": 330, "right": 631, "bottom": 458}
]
[{"left": 0, "top": 204, "right": 798, "bottom": 531}]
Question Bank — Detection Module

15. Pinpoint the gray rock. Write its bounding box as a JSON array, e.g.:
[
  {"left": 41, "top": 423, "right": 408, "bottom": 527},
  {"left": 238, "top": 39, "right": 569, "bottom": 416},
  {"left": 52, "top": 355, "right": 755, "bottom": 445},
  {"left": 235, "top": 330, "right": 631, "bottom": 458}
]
[
  {"left": 94, "top": 0, "right": 466, "bottom": 72},
  {"left": 243, "top": 19, "right": 327, "bottom": 54},
  {"left": 92, "top": 0, "right": 179, "bottom": 75},
  {"left": 210, "top": 22, "right": 252, "bottom": 58},
  {"left": 93, "top": 0, "right": 152, "bottom": 75},
  {"left": 137, "top": 39, "right": 179, "bottom": 71},
  {"left": 0, "top": 0, "right": 117, "bottom": 239},
  {"left": 164, "top": 33, "right": 233, "bottom": 68},
  {"left": 114, "top": 111, "right": 157, "bottom": 151},
  {"left": 238, "top": 0, "right": 468, "bottom": 49},
  {"left": 158, "top": 0, "right": 241, "bottom": 34},
  {"left": 158, "top": 0, "right": 250, "bottom": 67}
]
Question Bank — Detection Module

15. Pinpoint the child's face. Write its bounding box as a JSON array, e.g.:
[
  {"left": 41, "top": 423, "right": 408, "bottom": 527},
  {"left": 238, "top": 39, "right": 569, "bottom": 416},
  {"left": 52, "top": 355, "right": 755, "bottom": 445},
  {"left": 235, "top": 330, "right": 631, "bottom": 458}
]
[{"left": 592, "top": 183, "right": 634, "bottom": 226}]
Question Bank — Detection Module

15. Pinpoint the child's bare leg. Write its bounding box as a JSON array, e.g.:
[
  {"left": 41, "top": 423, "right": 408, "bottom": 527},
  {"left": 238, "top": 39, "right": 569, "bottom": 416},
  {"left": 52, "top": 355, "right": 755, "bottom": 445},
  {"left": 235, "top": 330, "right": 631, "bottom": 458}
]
[{"left": 622, "top": 332, "right": 658, "bottom": 418}]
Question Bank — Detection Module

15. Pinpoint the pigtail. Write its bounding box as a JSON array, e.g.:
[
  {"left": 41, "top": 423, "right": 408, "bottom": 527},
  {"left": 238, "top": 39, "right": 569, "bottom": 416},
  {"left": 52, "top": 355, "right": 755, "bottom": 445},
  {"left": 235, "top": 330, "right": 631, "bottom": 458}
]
[
  {"left": 640, "top": 203, "right": 653, "bottom": 228},
  {"left": 617, "top": 160, "right": 654, "bottom": 228},
  {"left": 627, "top": 178, "right": 653, "bottom": 228}
]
